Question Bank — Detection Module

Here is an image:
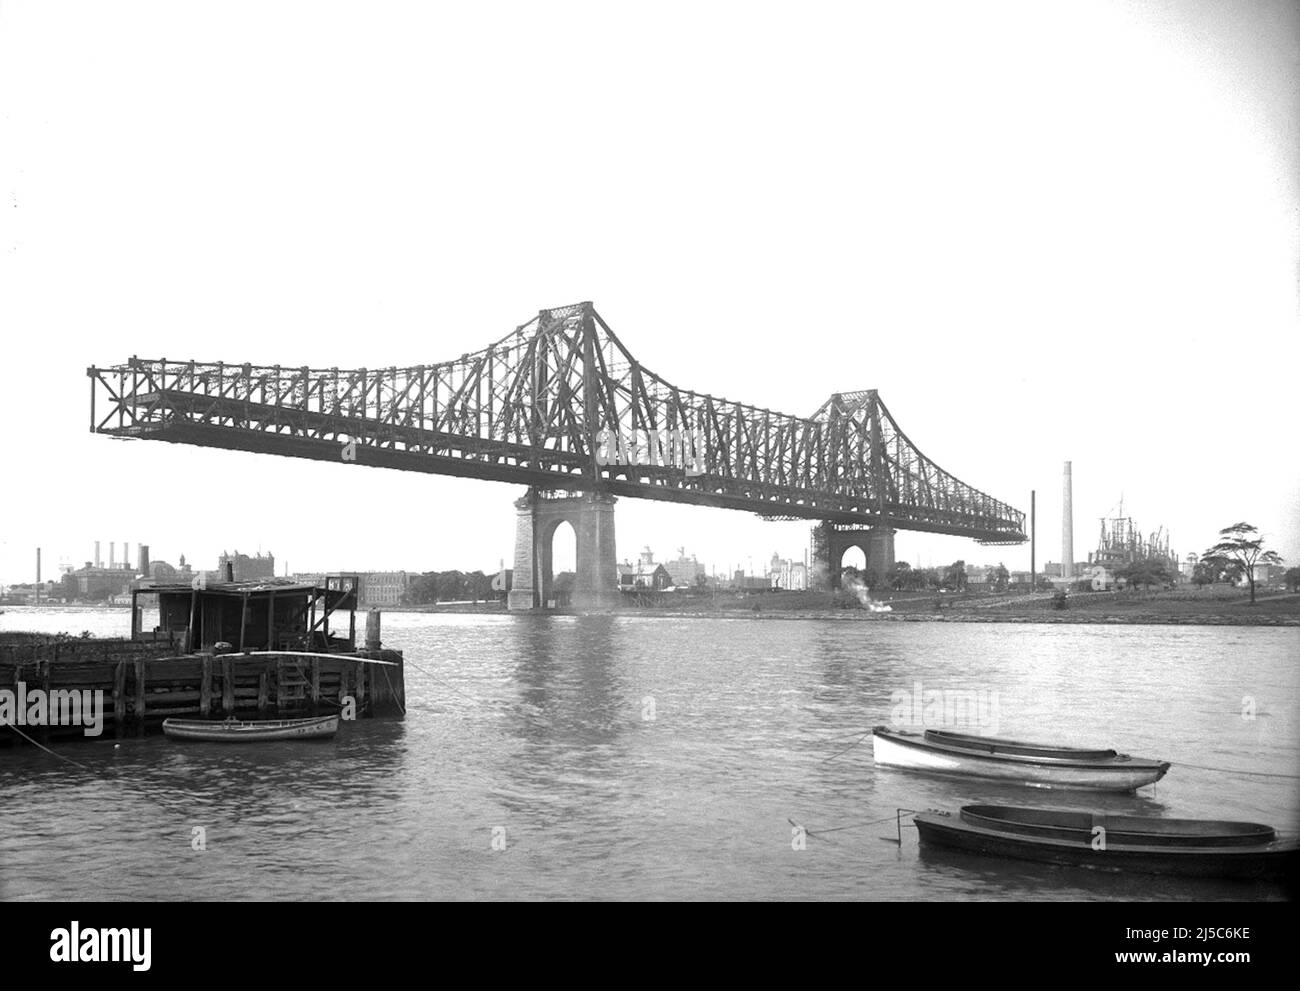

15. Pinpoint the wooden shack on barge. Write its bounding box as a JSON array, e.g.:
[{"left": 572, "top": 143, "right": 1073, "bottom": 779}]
[
  {"left": 135, "top": 575, "right": 363, "bottom": 654},
  {"left": 1, "top": 576, "right": 404, "bottom": 745}
]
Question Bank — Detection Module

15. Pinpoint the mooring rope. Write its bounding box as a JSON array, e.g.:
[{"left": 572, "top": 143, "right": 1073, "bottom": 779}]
[
  {"left": 398, "top": 653, "right": 490, "bottom": 708},
  {"left": 4, "top": 724, "right": 95, "bottom": 771},
  {"left": 285, "top": 661, "right": 346, "bottom": 709},
  {"left": 1173, "top": 760, "right": 1300, "bottom": 780},
  {"left": 379, "top": 665, "right": 406, "bottom": 716},
  {"left": 790, "top": 811, "right": 906, "bottom": 837},
  {"left": 4, "top": 725, "right": 210, "bottom": 815},
  {"left": 821, "top": 728, "right": 873, "bottom": 762}
]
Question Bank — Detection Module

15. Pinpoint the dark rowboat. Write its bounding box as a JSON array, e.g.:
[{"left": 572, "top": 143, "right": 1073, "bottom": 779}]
[
  {"left": 872, "top": 726, "right": 1169, "bottom": 791},
  {"left": 162, "top": 715, "right": 339, "bottom": 742},
  {"left": 914, "top": 805, "right": 1298, "bottom": 879},
  {"left": 959, "top": 805, "right": 1276, "bottom": 847}
]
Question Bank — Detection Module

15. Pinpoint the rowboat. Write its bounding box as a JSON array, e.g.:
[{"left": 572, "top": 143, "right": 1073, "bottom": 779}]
[
  {"left": 872, "top": 726, "right": 1169, "bottom": 791},
  {"left": 162, "top": 715, "right": 339, "bottom": 742},
  {"left": 914, "top": 805, "right": 1298, "bottom": 879}
]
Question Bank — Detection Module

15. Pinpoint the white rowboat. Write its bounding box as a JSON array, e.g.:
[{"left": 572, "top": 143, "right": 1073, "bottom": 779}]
[
  {"left": 872, "top": 726, "right": 1169, "bottom": 791},
  {"left": 162, "top": 715, "right": 340, "bottom": 742}
]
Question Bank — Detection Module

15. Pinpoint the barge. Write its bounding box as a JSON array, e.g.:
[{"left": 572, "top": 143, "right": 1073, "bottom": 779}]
[{"left": 1, "top": 575, "right": 404, "bottom": 743}]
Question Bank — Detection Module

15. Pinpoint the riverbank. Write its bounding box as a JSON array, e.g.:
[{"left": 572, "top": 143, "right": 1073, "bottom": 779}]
[
  {"left": 375, "top": 588, "right": 1300, "bottom": 624},
  {"left": 21, "top": 589, "right": 1293, "bottom": 626},
  {"left": 618, "top": 587, "right": 1300, "bottom": 625}
]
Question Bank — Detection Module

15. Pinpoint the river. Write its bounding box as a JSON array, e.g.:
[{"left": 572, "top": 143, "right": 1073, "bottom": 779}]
[{"left": 1, "top": 606, "right": 1296, "bottom": 900}]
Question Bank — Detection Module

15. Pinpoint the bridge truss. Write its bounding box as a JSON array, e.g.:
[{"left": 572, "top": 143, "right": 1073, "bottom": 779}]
[{"left": 88, "top": 301, "right": 1025, "bottom": 542}]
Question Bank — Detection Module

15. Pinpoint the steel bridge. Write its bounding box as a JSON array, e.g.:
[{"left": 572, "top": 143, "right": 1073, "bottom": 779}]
[{"left": 88, "top": 301, "right": 1025, "bottom": 607}]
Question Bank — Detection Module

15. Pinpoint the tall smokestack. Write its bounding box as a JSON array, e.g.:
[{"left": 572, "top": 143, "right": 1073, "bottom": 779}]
[
  {"left": 1062, "top": 461, "right": 1074, "bottom": 580},
  {"left": 95, "top": 541, "right": 101, "bottom": 569},
  {"left": 110, "top": 543, "right": 115, "bottom": 569},
  {"left": 138, "top": 544, "right": 150, "bottom": 575},
  {"left": 123, "top": 543, "right": 129, "bottom": 570},
  {"left": 1030, "top": 489, "right": 1036, "bottom": 588}
]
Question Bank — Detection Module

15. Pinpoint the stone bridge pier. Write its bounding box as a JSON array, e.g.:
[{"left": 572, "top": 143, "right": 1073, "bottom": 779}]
[
  {"left": 507, "top": 489, "right": 619, "bottom": 612},
  {"left": 811, "top": 522, "right": 895, "bottom": 590}
]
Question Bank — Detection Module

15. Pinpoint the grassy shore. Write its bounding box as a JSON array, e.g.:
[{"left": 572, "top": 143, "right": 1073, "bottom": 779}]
[
  {"left": 615, "top": 586, "right": 1300, "bottom": 625},
  {"left": 385, "top": 587, "right": 1300, "bottom": 625}
]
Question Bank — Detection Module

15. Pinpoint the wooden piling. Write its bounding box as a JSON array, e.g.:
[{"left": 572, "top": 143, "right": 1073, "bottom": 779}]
[
  {"left": 368, "top": 649, "right": 406, "bottom": 718},
  {"left": 200, "top": 654, "right": 213, "bottom": 717},
  {"left": 222, "top": 656, "right": 234, "bottom": 714},
  {"left": 113, "top": 661, "right": 126, "bottom": 739},
  {"left": 256, "top": 664, "right": 269, "bottom": 714},
  {"left": 39, "top": 658, "right": 51, "bottom": 743},
  {"left": 133, "top": 659, "right": 147, "bottom": 736}
]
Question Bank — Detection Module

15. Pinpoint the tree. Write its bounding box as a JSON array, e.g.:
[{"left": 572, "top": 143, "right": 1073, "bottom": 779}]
[
  {"left": 1191, "top": 560, "right": 1217, "bottom": 588},
  {"left": 887, "top": 562, "right": 913, "bottom": 591},
  {"left": 989, "top": 563, "right": 1010, "bottom": 593},
  {"left": 402, "top": 572, "right": 439, "bottom": 605},
  {"left": 887, "top": 562, "right": 926, "bottom": 591},
  {"left": 463, "top": 571, "right": 492, "bottom": 604},
  {"left": 1203, "top": 522, "right": 1283, "bottom": 605},
  {"left": 1286, "top": 567, "right": 1300, "bottom": 593},
  {"left": 944, "top": 560, "right": 967, "bottom": 592},
  {"left": 1117, "top": 558, "right": 1170, "bottom": 592}
]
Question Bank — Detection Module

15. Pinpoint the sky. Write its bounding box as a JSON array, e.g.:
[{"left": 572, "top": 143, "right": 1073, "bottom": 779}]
[{"left": 1, "top": 0, "right": 1296, "bottom": 585}]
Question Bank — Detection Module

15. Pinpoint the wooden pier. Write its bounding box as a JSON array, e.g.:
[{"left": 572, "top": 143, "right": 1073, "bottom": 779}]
[
  {"left": 1, "top": 638, "right": 403, "bottom": 742},
  {"left": 1, "top": 576, "right": 405, "bottom": 745}
]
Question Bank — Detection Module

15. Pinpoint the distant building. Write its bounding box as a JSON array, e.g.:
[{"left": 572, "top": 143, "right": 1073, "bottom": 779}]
[
  {"left": 1, "top": 582, "right": 59, "bottom": 605},
  {"left": 619, "top": 548, "right": 672, "bottom": 592},
  {"left": 69, "top": 562, "right": 137, "bottom": 600},
  {"left": 766, "top": 552, "right": 808, "bottom": 591},
  {"left": 1088, "top": 511, "right": 1180, "bottom": 585},
  {"left": 1043, "top": 561, "right": 1090, "bottom": 584},
  {"left": 360, "top": 571, "right": 410, "bottom": 607},
  {"left": 663, "top": 548, "right": 706, "bottom": 588},
  {"left": 290, "top": 571, "right": 408, "bottom": 606},
  {"left": 218, "top": 550, "right": 276, "bottom": 583},
  {"left": 149, "top": 561, "right": 178, "bottom": 583},
  {"left": 1248, "top": 562, "right": 1287, "bottom": 587},
  {"left": 730, "top": 570, "right": 771, "bottom": 592},
  {"left": 145, "top": 555, "right": 195, "bottom": 586}
]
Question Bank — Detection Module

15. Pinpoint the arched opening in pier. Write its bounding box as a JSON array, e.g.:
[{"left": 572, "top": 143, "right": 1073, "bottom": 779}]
[
  {"left": 546, "top": 520, "right": 577, "bottom": 609},
  {"left": 839, "top": 545, "right": 867, "bottom": 586}
]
